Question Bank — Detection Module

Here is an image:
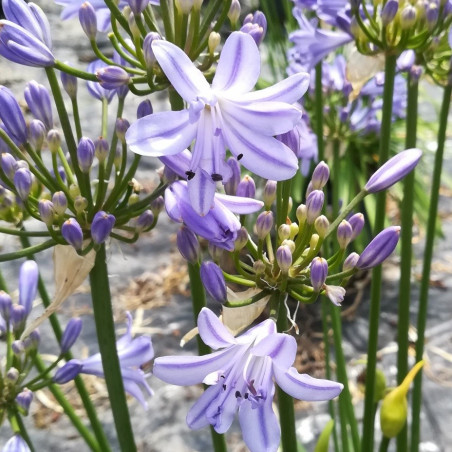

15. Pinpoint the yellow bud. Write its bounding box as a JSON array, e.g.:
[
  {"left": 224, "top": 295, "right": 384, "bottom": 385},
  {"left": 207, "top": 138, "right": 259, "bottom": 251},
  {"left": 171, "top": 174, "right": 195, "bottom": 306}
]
[
  {"left": 310, "top": 234, "right": 319, "bottom": 250},
  {"left": 380, "top": 361, "right": 424, "bottom": 438},
  {"left": 208, "top": 32, "right": 221, "bottom": 56},
  {"left": 289, "top": 222, "right": 299, "bottom": 240}
]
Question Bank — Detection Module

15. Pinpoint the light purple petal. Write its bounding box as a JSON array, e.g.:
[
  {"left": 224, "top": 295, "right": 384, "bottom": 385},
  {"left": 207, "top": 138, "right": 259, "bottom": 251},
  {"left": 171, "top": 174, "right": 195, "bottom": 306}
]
[
  {"left": 197, "top": 308, "right": 236, "bottom": 349},
  {"left": 153, "top": 346, "right": 243, "bottom": 385},
  {"left": 19, "top": 260, "right": 39, "bottom": 315},
  {"left": 188, "top": 169, "right": 216, "bottom": 216},
  {"left": 152, "top": 39, "right": 211, "bottom": 102},
  {"left": 116, "top": 336, "right": 154, "bottom": 368},
  {"left": 115, "top": 312, "right": 133, "bottom": 350},
  {"left": 251, "top": 333, "right": 296, "bottom": 369},
  {"left": 220, "top": 99, "right": 302, "bottom": 136},
  {"left": 187, "top": 383, "right": 222, "bottom": 429},
  {"left": 123, "top": 379, "right": 150, "bottom": 409},
  {"left": 164, "top": 185, "right": 183, "bottom": 222},
  {"left": 215, "top": 193, "right": 264, "bottom": 214},
  {"left": 238, "top": 319, "right": 277, "bottom": 344},
  {"left": 126, "top": 110, "right": 197, "bottom": 157},
  {"left": 273, "top": 365, "right": 343, "bottom": 401},
  {"left": 222, "top": 118, "right": 298, "bottom": 180},
  {"left": 237, "top": 73, "right": 310, "bottom": 104},
  {"left": 160, "top": 149, "right": 192, "bottom": 178},
  {"left": 212, "top": 32, "right": 260, "bottom": 95}
]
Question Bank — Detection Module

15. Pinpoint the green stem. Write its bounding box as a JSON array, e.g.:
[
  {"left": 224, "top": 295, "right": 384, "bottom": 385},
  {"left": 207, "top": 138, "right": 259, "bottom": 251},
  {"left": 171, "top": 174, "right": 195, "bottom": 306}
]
[
  {"left": 72, "top": 97, "right": 83, "bottom": 141},
  {"left": 361, "top": 53, "right": 397, "bottom": 452},
  {"left": 276, "top": 295, "right": 298, "bottom": 452},
  {"left": 410, "top": 84, "right": 452, "bottom": 452},
  {"left": 187, "top": 262, "right": 228, "bottom": 452},
  {"left": 89, "top": 244, "right": 136, "bottom": 451},
  {"left": 0, "top": 239, "right": 56, "bottom": 262},
  {"left": 380, "top": 436, "right": 391, "bottom": 452},
  {"left": 0, "top": 227, "right": 49, "bottom": 237},
  {"left": 160, "top": 0, "right": 174, "bottom": 43},
  {"left": 396, "top": 72, "right": 419, "bottom": 452},
  {"left": 54, "top": 61, "right": 98, "bottom": 81},
  {"left": 10, "top": 410, "right": 35, "bottom": 452}
]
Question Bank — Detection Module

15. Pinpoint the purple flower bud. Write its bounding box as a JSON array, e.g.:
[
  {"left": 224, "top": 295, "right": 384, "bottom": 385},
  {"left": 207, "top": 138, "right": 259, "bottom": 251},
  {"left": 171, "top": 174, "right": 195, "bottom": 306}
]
[
  {"left": 143, "top": 32, "right": 161, "bottom": 68},
  {"left": 61, "top": 69, "right": 78, "bottom": 99},
  {"left": 365, "top": 149, "right": 422, "bottom": 193},
  {"left": 177, "top": 226, "right": 200, "bottom": 263},
  {"left": 0, "top": 21, "right": 55, "bottom": 67},
  {"left": 16, "top": 389, "right": 33, "bottom": 415},
  {"left": 74, "top": 196, "right": 88, "bottom": 213},
  {"left": 128, "top": 0, "right": 150, "bottom": 15},
  {"left": 77, "top": 137, "right": 95, "bottom": 172},
  {"left": 357, "top": 226, "right": 401, "bottom": 270},
  {"left": 306, "top": 190, "right": 324, "bottom": 224},
  {"left": 234, "top": 226, "right": 248, "bottom": 251},
  {"left": 0, "top": 86, "right": 27, "bottom": 144},
  {"left": 263, "top": 180, "right": 277, "bottom": 207},
  {"left": 200, "top": 262, "right": 227, "bottom": 303},
  {"left": 94, "top": 137, "right": 109, "bottom": 163},
  {"left": 381, "top": 0, "right": 399, "bottom": 25},
  {"left": 276, "top": 245, "right": 292, "bottom": 273},
  {"left": 11, "top": 304, "right": 27, "bottom": 331},
  {"left": 1, "top": 152, "right": 18, "bottom": 179},
  {"left": 115, "top": 118, "right": 130, "bottom": 143},
  {"left": 135, "top": 209, "right": 155, "bottom": 231},
  {"left": 228, "top": 0, "right": 241, "bottom": 24},
  {"left": 60, "top": 318, "right": 83, "bottom": 354},
  {"left": 343, "top": 252, "right": 360, "bottom": 271},
  {"left": 38, "top": 199, "right": 55, "bottom": 226},
  {"left": 400, "top": 5, "right": 417, "bottom": 28},
  {"left": 19, "top": 260, "right": 39, "bottom": 315},
  {"left": 150, "top": 196, "right": 164, "bottom": 215},
  {"left": 0, "top": 290, "right": 13, "bottom": 321},
  {"left": 278, "top": 224, "right": 291, "bottom": 241},
  {"left": 241, "top": 11, "right": 267, "bottom": 45},
  {"left": 62, "top": 218, "right": 83, "bottom": 250},
  {"left": 96, "top": 66, "right": 130, "bottom": 90},
  {"left": 24, "top": 81, "right": 53, "bottom": 129},
  {"left": 47, "top": 129, "right": 61, "bottom": 152},
  {"left": 28, "top": 119, "right": 46, "bottom": 150},
  {"left": 79, "top": 2, "right": 97, "bottom": 39},
  {"left": 52, "top": 191, "right": 68, "bottom": 216},
  {"left": 314, "top": 215, "right": 329, "bottom": 238},
  {"left": 137, "top": 99, "right": 153, "bottom": 119},
  {"left": 14, "top": 167, "right": 33, "bottom": 199},
  {"left": 53, "top": 359, "right": 83, "bottom": 384},
  {"left": 91, "top": 211, "right": 116, "bottom": 244},
  {"left": 311, "top": 162, "right": 330, "bottom": 189},
  {"left": 426, "top": 3, "right": 438, "bottom": 29},
  {"left": 337, "top": 220, "right": 353, "bottom": 249},
  {"left": 409, "top": 65, "right": 422, "bottom": 82},
  {"left": 23, "top": 329, "right": 40, "bottom": 350},
  {"left": 310, "top": 257, "right": 328, "bottom": 292},
  {"left": 397, "top": 50, "right": 415, "bottom": 72},
  {"left": 6, "top": 367, "right": 19, "bottom": 383},
  {"left": 236, "top": 175, "right": 256, "bottom": 198},
  {"left": 87, "top": 60, "right": 116, "bottom": 103},
  {"left": 224, "top": 157, "right": 241, "bottom": 195},
  {"left": 348, "top": 213, "right": 365, "bottom": 240},
  {"left": 296, "top": 204, "right": 307, "bottom": 224},
  {"left": 256, "top": 210, "right": 273, "bottom": 240},
  {"left": 208, "top": 242, "right": 223, "bottom": 261}
]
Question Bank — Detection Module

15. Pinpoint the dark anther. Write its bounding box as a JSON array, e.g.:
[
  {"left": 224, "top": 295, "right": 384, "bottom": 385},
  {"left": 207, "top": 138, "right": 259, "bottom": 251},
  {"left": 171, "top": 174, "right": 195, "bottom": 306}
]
[
  {"left": 237, "top": 153, "right": 243, "bottom": 161},
  {"left": 185, "top": 170, "right": 195, "bottom": 180},
  {"left": 244, "top": 393, "right": 249, "bottom": 399},
  {"left": 211, "top": 173, "right": 223, "bottom": 182},
  {"left": 235, "top": 391, "right": 241, "bottom": 398},
  {"left": 223, "top": 384, "right": 227, "bottom": 391}
]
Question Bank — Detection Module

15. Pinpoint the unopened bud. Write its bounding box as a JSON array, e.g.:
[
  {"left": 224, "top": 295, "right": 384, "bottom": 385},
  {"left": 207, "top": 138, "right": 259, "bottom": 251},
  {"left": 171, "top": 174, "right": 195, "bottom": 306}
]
[
  {"left": 28, "top": 119, "right": 46, "bottom": 150},
  {"left": 135, "top": 210, "right": 154, "bottom": 232},
  {"left": 311, "top": 161, "right": 330, "bottom": 189},
  {"left": 79, "top": 2, "right": 97, "bottom": 40},
  {"left": 234, "top": 227, "right": 248, "bottom": 251},
  {"left": 177, "top": 226, "right": 200, "bottom": 263},
  {"left": 137, "top": 99, "right": 153, "bottom": 119},
  {"left": 52, "top": 191, "right": 68, "bottom": 216},
  {"left": 314, "top": 215, "right": 329, "bottom": 238},
  {"left": 263, "top": 180, "right": 277, "bottom": 208},
  {"left": 60, "top": 318, "right": 83, "bottom": 354},
  {"left": 77, "top": 137, "right": 95, "bottom": 173},
  {"left": 74, "top": 196, "right": 88, "bottom": 213},
  {"left": 94, "top": 137, "right": 109, "bottom": 162},
  {"left": 310, "top": 257, "right": 328, "bottom": 292},
  {"left": 337, "top": 220, "right": 353, "bottom": 249},
  {"left": 278, "top": 224, "right": 291, "bottom": 241},
  {"left": 256, "top": 211, "right": 273, "bottom": 240},
  {"left": 61, "top": 70, "right": 78, "bottom": 99},
  {"left": 228, "top": 0, "right": 241, "bottom": 25},
  {"left": 61, "top": 218, "right": 83, "bottom": 250},
  {"left": 276, "top": 245, "right": 292, "bottom": 273},
  {"left": 306, "top": 190, "right": 324, "bottom": 224},
  {"left": 91, "top": 211, "right": 116, "bottom": 244},
  {"left": 200, "top": 262, "right": 227, "bottom": 303},
  {"left": 343, "top": 252, "right": 359, "bottom": 271},
  {"left": 14, "top": 168, "right": 33, "bottom": 200},
  {"left": 253, "top": 260, "right": 265, "bottom": 275},
  {"left": 47, "top": 129, "right": 61, "bottom": 153},
  {"left": 115, "top": 118, "right": 130, "bottom": 143},
  {"left": 208, "top": 32, "right": 221, "bottom": 56}
]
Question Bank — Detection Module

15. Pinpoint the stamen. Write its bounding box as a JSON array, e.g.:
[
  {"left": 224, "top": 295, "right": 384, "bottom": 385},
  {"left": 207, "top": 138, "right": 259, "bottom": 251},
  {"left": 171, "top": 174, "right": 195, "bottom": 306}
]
[
  {"left": 211, "top": 173, "right": 223, "bottom": 182},
  {"left": 235, "top": 391, "right": 241, "bottom": 398},
  {"left": 185, "top": 170, "right": 195, "bottom": 180},
  {"left": 237, "top": 154, "right": 243, "bottom": 161},
  {"left": 223, "top": 384, "right": 227, "bottom": 391}
]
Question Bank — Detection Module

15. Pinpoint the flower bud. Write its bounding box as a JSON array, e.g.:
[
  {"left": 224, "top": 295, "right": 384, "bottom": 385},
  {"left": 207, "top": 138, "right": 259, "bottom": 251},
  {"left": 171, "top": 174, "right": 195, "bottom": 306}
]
[
  {"left": 228, "top": 0, "right": 241, "bottom": 25},
  {"left": 79, "top": 2, "right": 97, "bottom": 40},
  {"left": 278, "top": 224, "right": 291, "bottom": 241},
  {"left": 23, "top": 329, "right": 40, "bottom": 351},
  {"left": 234, "top": 227, "right": 248, "bottom": 251},
  {"left": 310, "top": 257, "right": 328, "bottom": 292},
  {"left": 296, "top": 204, "right": 307, "bottom": 225},
  {"left": 74, "top": 196, "right": 88, "bottom": 213},
  {"left": 128, "top": 0, "right": 150, "bottom": 15},
  {"left": 400, "top": 5, "right": 417, "bottom": 28},
  {"left": 193, "top": 0, "right": 203, "bottom": 8},
  {"left": 28, "top": 119, "right": 46, "bottom": 150},
  {"left": 0, "top": 86, "right": 27, "bottom": 144},
  {"left": 38, "top": 199, "right": 55, "bottom": 226},
  {"left": 200, "top": 262, "right": 227, "bottom": 303},
  {"left": 96, "top": 66, "right": 130, "bottom": 90},
  {"left": 324, "top": 284, "right": 346, "bottom": 306},
  {"left": 52, "top": 191, "right": 68, "bottom": 216},
  {"left": 426, "top": 3, "right": 438, "bottom": 29},
  {"left": 208, "top": 32, "right": 221, "bottom": 56},
  {"left": 357, "top": 226, "right": 401, "bottom": 270},
  {"left": 69, "top": 183, "right": 80, "bottom": 198},
  {"left": 208, "top": 242, "right": 223, "bottom": 261},
  {"left": 224, "top": 157, "right": 241, "bottom": 195},
  {"left": 47, "top": 129, "right": 61, "bottom": 153},
  {"left": 256, "top": 211, "right": 273, "bottom": 240},
  {"left": 343, "top": 252, "right": 359, "bottom": 271},
  {"left": 60, "top": 318, "right": 83, "bottom": 354},
  {"left": 1, "top": 152, "right": 18, "bottom": 179},
  {"left": 91, "top": 211, "right": 116, "bottom": 244},
  {"left": 337, "top": 220, "right": 353, "bottom": 249},
  {"left": 6, "top": 368, "right": 20, "bottom": 383},
  {"left": 177, "top": 226, "right": 200, "bottom": 263},
  {"left": 306, "top": 190, "right": 324, "bottom": 224},
  {"left": 16, "top": 389, "right": 33, "bottom": 415},
  {"left": 289, "top": 222, "right": 298, "bottom": 240},
  {"left": 276, "top": 245, "right": 292, "bottom": 273},
  {"left": 150, "top": 196, "right": 164, "bottom": 215},
  {"left": 53, "top": 359, "right": 83, "bottom": 384},
  {"left": 236, "top": 175, "right": 255, "bottom": 198},
  {"left": 348, "top": 213, "right": 365, "bottom": 240},
  {"left": 380, "top": 361, "right": 424, "bottom": 438},
  {"left": 24, "top": 81, "right": 53, "bottom": 130},
  {"left": 77, "top": 137, "right": 95, "bottom": 173},
  {"left": 115, "top": 118, "right": 130, "bottom": 143},
  {"left": 61, "top": 218, "right": 83, "bottom": 250},
  {"left": 309, "top": 233, "right": 319, "bottom": 250},
  {"left": 241, "top": 11, "right": 267, "bottom": 45},
  {"left": 135, "top": 209, "right": 154, "bottom": 232},
  {"left": 261, "top": 181, "right": 277, "bottom": 208},
  {"left": 175, "top": 0, "right": 194, "bottom": 14},
  {"left": 114, "top": 146, "right": 122, "bottom": 169},
  {"left": 305, "top": 181, "right": 313, "bottom": 198},
  {"left": 11, "top": 305, "right": 27, "bottom": 332},
  {"left": 253, "top": 260, "right": 266, "bottom": 275},
  {"left": 14, "top": 168, "right": 33, "bottom": 199},
  {"left": 365, "top": 149, "right": 422, "bottom": 193},
  {"left": 381, "top": 0, "right": 399, "bottom": 25},
  {"left": 311, "top": 161, "right": 330, "bottom": 189},
  {"left": 0, "top": 291, "right": 13, "bottom": 321},
  {"left": 314, "top": 215, "right": 329, "bottom": 238},
  {"left": 137, "top": 99, "right": 153, "bottom": 119},
  {"left": 143, "top": 32, "right": 161, "bottom": 68},
  {"left": 281, "top": 239, "right": 295, "bottom": 254},
  {"left": 61, "top": 70, "right": 78, "bottom": 99},
  {"left": 94, "top": 137, "right": 109, "bottom": 163}
]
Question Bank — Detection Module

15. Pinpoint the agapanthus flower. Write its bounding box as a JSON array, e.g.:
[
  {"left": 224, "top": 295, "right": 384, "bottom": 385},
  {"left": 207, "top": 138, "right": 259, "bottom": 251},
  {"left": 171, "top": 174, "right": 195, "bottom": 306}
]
[
  {"left": 86, "top": 59, "right": 117, "bottom": 102},
  {"left": 54, "top": 312, "right": 154, "bottom": 408},
  {"left": 2, "top": 434, "right": 31, "bottom": 452},
  {"left": 154, "top": 308, "right": 343, "bottom": 452},
  {"left": 127, "top": 31, "right": 309, "bottom": 215}
]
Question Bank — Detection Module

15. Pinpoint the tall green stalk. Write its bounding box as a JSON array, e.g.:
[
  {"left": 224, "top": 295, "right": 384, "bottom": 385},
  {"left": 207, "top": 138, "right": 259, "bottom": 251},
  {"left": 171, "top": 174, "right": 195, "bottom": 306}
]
[
  {"left": 361, "top": 53, "right": 398, "bottom": 452},
  {"left": 396, "top": 73, "right": 419, "bottom": 452},
  {"left": 89, "top": 245, "right": 137, "bottom": 452},
  {"left": 410, "top": 84, "right": 452, "bottom": 452}
]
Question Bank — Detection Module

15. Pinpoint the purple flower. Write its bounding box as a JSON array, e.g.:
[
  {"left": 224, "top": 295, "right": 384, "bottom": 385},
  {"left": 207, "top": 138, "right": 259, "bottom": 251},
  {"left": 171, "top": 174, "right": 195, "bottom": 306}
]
[
  {"left": 19, "top": 260, "right": 39, "bottom": 315},
  {"left": 177, "top": 226, "right": 200, "bottom": 263},
  {"left": 2, "top": 435, "right": 31, "bottom": 452},
  {"left": 0, "top": 86, "right": 27, "bottom": 144},
  {"left": 91, "top": 211, "right": 116, "bottom": 244},
  {"left": 240, "top": 11, "right": 267, "bottom": 45},
  {"left": 24, "top": 81, "right": 53, "bottom": 130},
  {"left": 60, "top": 318, "right": 83, "bottom": 354},
  {"left": 165, "top": 180, "right": 263, "bottom": 251},
  {"left": 200, "top": 262, "right": 227, "bottom": 303},
  {"left": 86, "top": 60, "right": 117, "bottom": 102},
  {"left": 153, "top": 308, "right": 343, "bottom": 452},
  {"left": 126, "top": 32, "right": 309, "bottom": 215},
  {"left": 61, "top": 218, "right": 84, "bottom": 250},
  {"left": 55, "top": 313, "right": 154, "bottom": 408}
]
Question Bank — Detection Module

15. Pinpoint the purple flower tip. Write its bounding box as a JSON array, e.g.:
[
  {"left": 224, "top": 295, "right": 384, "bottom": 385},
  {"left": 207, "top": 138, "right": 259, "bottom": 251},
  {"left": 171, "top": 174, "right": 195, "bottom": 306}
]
[
  {"left": 61, "top": 218, "right": 84, "bottom": 250},
  {"left": 91, "top": 211, "right": 116, "bottom": 244},
  {"left": 60, "top": 318, "right": 83, "bottom": 354},
  {"left": 200, "top": 261, "right": 227, "bottom": 303}
]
